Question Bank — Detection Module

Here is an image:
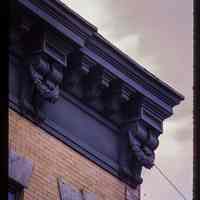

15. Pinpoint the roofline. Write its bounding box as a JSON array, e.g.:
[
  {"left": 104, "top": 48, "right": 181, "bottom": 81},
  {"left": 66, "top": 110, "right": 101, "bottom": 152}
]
[
  {"left": 93, "top": 33, "right": 184, "bottom": 101},
  {"left": 54, "top": 0, "right": 97, "bottom": 32},
  {"left": 16, "top": 0, "right": 184, "bottom": 105},
  {"left": 49, "top": 0, "right": 184, "bottom": 101}
]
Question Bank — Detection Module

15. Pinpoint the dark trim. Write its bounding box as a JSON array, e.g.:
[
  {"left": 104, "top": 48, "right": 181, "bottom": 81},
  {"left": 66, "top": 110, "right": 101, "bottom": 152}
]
[
  {"left": 0, "top": 0, "right": 9, "bottom": 199},
  {"left": 9, "top": 97, "right": 119, "bottom": 178},
  {"left": 15, "top": 0, "right": 184, "bottom": 107},
  {"left": 81, "top": 47, "right": 173, "bottom": 114},
  {"left": 17, "top": 0, "right": 95, "bottom": 47},
  {"left": 9, "top": 0, "right": 185, "bottom": 188},
  {"left": 8, "top": 179, "right": 23, "bottom": 192},
  {"left": 8, "top": 179, "right": 23, "bottom": 200},
  {"left": 61, "top": 90, "right": 119, "bottom": 132},
  {"left": 193, "top": 0, "right": 200, "bottom": 199},
  {"left": 86, "top": 33, "right": 184, "bottom": 105}
]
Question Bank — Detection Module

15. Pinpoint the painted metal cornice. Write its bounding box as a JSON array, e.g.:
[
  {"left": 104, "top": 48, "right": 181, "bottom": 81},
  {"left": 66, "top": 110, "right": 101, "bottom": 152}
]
[
  {"left": 10, "top": 0, "right": 184, "bottom": 187},
  {"left": 16, "top": 0, "right": 184, "bottom": 113}
]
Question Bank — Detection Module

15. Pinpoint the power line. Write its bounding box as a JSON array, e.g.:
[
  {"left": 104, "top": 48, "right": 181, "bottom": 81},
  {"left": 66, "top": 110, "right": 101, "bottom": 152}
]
[{"left": 154, "top": 164, "right": 188, "bottom": 200}]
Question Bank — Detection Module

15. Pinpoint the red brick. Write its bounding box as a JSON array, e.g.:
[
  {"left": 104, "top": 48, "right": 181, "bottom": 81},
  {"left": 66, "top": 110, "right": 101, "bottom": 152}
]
[{"left": 9, "top": 109, "right": 140, "bottom": 200}]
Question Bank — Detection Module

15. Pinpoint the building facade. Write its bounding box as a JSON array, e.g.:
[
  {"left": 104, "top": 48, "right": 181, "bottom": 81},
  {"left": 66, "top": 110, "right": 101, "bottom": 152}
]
[{"left": 9, "top": 0, "right": 184, "bottom": 199}]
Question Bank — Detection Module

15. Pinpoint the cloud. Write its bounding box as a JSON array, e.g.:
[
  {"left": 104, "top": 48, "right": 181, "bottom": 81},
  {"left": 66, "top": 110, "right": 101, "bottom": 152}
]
[
  {"left": 115, "top": 34, "right": 141, "bottom": 53},
  {"left": 163, "top": 114, "right": 193, "bottom": 141}
]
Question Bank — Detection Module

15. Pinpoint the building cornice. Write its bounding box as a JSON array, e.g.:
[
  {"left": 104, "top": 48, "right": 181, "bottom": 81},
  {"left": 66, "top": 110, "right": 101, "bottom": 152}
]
[
  {"left": 17, "top": 0, "right": 184, "bottom": 107},
  {"left": 9, "top": 0, "right": 184, "bottom": 188}
]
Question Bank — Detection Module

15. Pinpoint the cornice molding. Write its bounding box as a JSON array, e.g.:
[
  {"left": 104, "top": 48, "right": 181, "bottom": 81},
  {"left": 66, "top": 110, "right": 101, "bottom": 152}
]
[
  {"left": 16, "top": 0, "right": 184, "bottom": 106},
  {"left": 17, "top": 0, "right": 97, "bottom": 47},
  {"left": 85, "top": 34, "right": 184, "bottom": 107},
  {"left": 9, "top": 0, "right": 184, "bottom": 188}
]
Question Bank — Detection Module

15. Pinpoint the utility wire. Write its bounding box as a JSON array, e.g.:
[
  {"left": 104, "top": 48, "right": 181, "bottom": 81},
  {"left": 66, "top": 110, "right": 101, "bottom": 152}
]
[{"left": 154, "top": 164, "right": 188, "bottom": 200}]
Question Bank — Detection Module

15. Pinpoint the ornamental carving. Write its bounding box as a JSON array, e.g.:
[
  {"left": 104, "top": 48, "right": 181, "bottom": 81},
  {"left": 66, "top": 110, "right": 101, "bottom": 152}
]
[
  {"left": 119, "top": 121, "right": 159, "bottom": 185},
  {"left": 119, "top": 94, "right": 161, "bottom": 186},
  {"left": 18, "top": 23, "right": 73, "bottom": 120},
  {"left": 28, "top": 53, "right": 63, "bottom": 120},
  {"left": 10, "top": 0, "right": 184, "bottom": 188}
]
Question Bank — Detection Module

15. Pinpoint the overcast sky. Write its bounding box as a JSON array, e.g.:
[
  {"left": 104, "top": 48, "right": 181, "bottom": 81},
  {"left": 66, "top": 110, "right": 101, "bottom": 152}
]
[{"left": 61, "top": 1, "right": 193, "bottom": 199}]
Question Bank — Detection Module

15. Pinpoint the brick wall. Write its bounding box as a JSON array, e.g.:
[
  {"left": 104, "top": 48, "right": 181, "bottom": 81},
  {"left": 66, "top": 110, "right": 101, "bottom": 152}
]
[{"left": 9, "top": 109, "right": 140, "bottom": 200}]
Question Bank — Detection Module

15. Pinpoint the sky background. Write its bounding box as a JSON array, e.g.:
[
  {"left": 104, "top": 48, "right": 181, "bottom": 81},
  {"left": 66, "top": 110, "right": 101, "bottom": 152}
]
[{"left": 61, "top": 1, "right": 193, "bottom": 199}]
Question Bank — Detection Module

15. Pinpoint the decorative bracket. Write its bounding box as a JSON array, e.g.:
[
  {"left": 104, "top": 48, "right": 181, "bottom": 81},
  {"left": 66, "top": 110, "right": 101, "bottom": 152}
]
[
  {"left": 20, "top": 23, "right": 74, "bottom": 121},
  {"left": 119, "top": 95, "right": 161, "bottom": 185},
  {"left": 9, "top": 0, "right": 184, "bottom": 189}
]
